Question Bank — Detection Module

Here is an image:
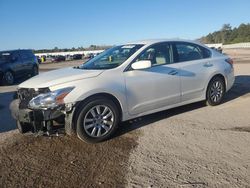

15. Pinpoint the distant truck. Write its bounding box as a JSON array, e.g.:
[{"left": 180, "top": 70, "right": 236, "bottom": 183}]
[
  {"left": 210, "top": 47, "right": 223, "bottom": 53},
  {"left": 205, "top": 43, "right": 223, "bottom": 53}
]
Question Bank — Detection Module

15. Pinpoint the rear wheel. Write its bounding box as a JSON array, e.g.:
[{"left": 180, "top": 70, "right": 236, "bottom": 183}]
[
  {"left": 76, "top": 97, "right": 120, "bottom": 143},
  {"left": 32, "top": 66, "right": 39, "bottom": 76},
  {"left": 206, "top": 77, "right": 225, "bottom": 106},
  {"left": 3, "top": 71, "right": 14, "bottom": 85}
]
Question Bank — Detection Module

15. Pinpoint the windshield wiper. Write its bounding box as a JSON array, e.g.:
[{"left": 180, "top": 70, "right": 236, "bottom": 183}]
[{"left": 74, "top": 66, "right": 93, "bottom": 70}]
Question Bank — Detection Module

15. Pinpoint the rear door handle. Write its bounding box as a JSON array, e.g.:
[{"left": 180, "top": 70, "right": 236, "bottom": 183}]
[
  {"left": 204, "top": 62, "right": 213, "bottom": 67},
  {"left": 168, "top": 70, "right": 178, "bottom": 75}
]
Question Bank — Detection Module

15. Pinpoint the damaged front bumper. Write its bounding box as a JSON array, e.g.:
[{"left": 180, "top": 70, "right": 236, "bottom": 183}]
[{"left": 10, "top": 99, "right": 75, "bottom": 136}]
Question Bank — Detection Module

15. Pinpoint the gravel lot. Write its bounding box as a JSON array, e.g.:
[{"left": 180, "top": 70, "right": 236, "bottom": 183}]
[{"left": 0, "top": 51, "right": 250, "bottom": 187}]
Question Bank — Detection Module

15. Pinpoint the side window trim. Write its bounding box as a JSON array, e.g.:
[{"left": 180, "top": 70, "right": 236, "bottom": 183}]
[{"left": 124, "top": 42, "right": 175, "bottom": 72}]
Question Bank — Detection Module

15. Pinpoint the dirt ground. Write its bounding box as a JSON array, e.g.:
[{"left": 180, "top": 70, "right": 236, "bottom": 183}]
[
  {"left": 0, "top": 130, "right": 139, "bottom": 188},
  {"left": 0, "top": 49, "right": 250, "bottom": 188}
]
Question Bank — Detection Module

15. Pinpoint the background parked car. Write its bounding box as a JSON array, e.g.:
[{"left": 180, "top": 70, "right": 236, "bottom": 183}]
[
  {"left": 65, "top": 55, "right": 73, "bottom": 61},
  {"left": 0, "top": 49, "right": 39, "bottom": 85},
  {"left": 52, "top": 55, "right": 66, "bottom": 62},
  {"left": 72, "top": 54, "right": 83, "bottom": 60},
  {"left": 210, "top": 47, "right": 223, "bottom": 53}
]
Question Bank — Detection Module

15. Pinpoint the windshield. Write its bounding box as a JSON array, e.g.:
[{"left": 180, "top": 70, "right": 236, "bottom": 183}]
[{"left": 79, "top": 44, "right": 143, "bottom": 70}]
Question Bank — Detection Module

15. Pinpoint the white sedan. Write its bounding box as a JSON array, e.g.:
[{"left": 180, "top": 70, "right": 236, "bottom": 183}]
[{"left": 10, "top": 39, "right": 234, "bottom": 143}]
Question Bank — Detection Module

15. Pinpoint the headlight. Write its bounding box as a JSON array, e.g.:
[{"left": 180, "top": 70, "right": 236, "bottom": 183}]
[{"left": 28, "top": 87, "right": 74, "bottom": 109}]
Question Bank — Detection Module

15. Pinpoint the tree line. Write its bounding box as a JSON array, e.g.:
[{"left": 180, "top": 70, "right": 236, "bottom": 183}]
[{"left": 200, "top": 23, "right": 250, "bottom": 44}]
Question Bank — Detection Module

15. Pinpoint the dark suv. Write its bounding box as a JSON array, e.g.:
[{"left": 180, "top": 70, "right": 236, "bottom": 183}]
[{"left": 0, "top": 49, "right": 39, "bottom": 85}]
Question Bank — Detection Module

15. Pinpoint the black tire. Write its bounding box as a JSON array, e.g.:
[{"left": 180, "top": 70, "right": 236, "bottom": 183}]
[
  {"left": 32, "top": 66, "right": 39, "bottom": 76},
  {"left": 16, "top": 121, "right": 31, "bottom": 134},
  {"left": 206, "top": 76, "right": 225, "bottom": 106},
  {"left": 76, "top": 97, "right": 120, "bottom": 143},
  {"left": 3, "top": 71, "right": 15, "bottom": 85}
]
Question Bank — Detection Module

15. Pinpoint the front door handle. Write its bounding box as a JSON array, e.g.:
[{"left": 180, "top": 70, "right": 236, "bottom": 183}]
[
  {"left": 204, "top": 62, "right": 213, "bottom": 67},
  {"left": 168, "top": 70, "right": 178, "bottom": 75}
]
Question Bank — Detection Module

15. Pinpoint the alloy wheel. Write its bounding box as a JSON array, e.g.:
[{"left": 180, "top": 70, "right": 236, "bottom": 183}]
[
  {"left": 209, "top": 81, "right": 224, "bottom": 103},
  {"left": 4, "top": 71, "right": 14, "bottom": 85},
  {"left": 83, "top": 105, "right": 114, "bottom": 137}
]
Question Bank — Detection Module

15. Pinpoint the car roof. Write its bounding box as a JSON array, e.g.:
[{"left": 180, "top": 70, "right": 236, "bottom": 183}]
[
  {"left": 126, "top": 39, "right": 204, "bottom": 46},
  {"left": 0, "top": 49, "right": 32, "bottom": 53}
]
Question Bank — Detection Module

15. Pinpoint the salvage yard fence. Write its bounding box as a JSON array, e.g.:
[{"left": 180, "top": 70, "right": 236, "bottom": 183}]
[
  {"left": 206, "top": 42, "right": 250, "bottom": 49},
  {"left": 222, "top": 42, "right": 250, "bottom": 49}
]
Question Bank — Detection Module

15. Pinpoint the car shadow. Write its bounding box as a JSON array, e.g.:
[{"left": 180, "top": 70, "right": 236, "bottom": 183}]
[
  {"left": 223, "top": 75, "right": 250, "bottom": 103},
  {"left": 0, "top": 76, "right": 31, "bottom": 133},
  {"left": 0, "top": 91, "right": 16, "bottom": 133},
  {"left": 0, "top": 76, "right": 29, "bottom": 87},
  {"left": 114, "top": 101, "right": 206, "bottom": 138},
  {"left": 114, "top": 75, "right": 250, "bottom": 138}
]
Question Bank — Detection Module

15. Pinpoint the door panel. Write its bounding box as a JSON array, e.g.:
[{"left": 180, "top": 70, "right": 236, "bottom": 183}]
[
  {"left": 179, "top": 59, "right": 210, "bottom": 101},
  {"left": 124, "top": 64, "right": 181, "bottom": 115},
  {"left": 124, "top": 42, "right": 182, "bottom": 115},
  {"left": 174, "top": 42, "right": 212, "bottom": 102}
]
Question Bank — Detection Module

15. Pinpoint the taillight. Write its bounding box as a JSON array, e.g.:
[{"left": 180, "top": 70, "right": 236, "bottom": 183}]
[{"left": 225, "top": 58, "right": 233, "bottom": 68}]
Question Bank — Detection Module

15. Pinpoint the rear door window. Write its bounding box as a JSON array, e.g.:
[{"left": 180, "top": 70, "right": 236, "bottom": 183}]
[
  {"left": 175, "top": 42, "right": 211, "bottom": 62},
  {"left": 10, "top": 51, "right": 21, "bottom": 62},
  {"left": 20, "top": 50, "right": 34, "bottom": 60}
]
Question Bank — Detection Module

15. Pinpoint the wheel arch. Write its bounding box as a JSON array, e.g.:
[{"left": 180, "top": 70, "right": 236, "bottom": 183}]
[
  {"left": 33, "top": 64, "right": 38, "bottom": 69},
  {"left": 3, "top": 69, "right": 15, "bottom": 85},
  {"left": 5, "top": 68, "right": 15, "bottom": 75},
  {"left": 205, "top": 73, "right": 226, "bottom": 98},
  {"left": 32, "top": 64, "right": 39, "bottom": 75},
  {"left": 71, "top": 92, "right": 123, "bottom": 132}
]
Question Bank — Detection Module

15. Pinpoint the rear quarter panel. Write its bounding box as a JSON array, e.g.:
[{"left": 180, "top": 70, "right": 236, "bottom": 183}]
[{"left": 202, "top": 56, "right": 234, "bottom": 98}]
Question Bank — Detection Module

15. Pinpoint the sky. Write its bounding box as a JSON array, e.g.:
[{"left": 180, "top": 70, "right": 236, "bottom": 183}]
[{"left": 0, "top": 0, "right": 250, "bottom": 50}]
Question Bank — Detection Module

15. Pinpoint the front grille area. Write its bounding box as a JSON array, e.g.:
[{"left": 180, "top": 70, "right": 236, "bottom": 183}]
[{"left": 18, "top": 88, "right": 50, "bottom": 109}]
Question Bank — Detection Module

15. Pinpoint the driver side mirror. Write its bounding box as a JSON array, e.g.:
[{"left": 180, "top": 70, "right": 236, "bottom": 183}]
[{"left": 131, "top": 60, "right": 151, "bottom": 70}]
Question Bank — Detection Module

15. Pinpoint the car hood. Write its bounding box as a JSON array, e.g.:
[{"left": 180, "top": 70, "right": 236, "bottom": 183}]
[{"left": 19, "top": 67, "right": 104, "bottom": 88}]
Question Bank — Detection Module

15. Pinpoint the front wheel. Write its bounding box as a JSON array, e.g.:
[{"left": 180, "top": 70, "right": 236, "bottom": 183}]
[
  {"left": 76, "top": 98, "right": 120, "bottom": 143},
  {"left": 3, "top": 71, "right": 15, "bottom": 85},
  {"left": 206, "top": 77, "right": 225, "bottom": 106}
]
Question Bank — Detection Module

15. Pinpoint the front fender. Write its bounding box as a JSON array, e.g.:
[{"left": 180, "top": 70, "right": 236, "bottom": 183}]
[{"left": 76, "top": 88, "right": 127, "bottom": 112}]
